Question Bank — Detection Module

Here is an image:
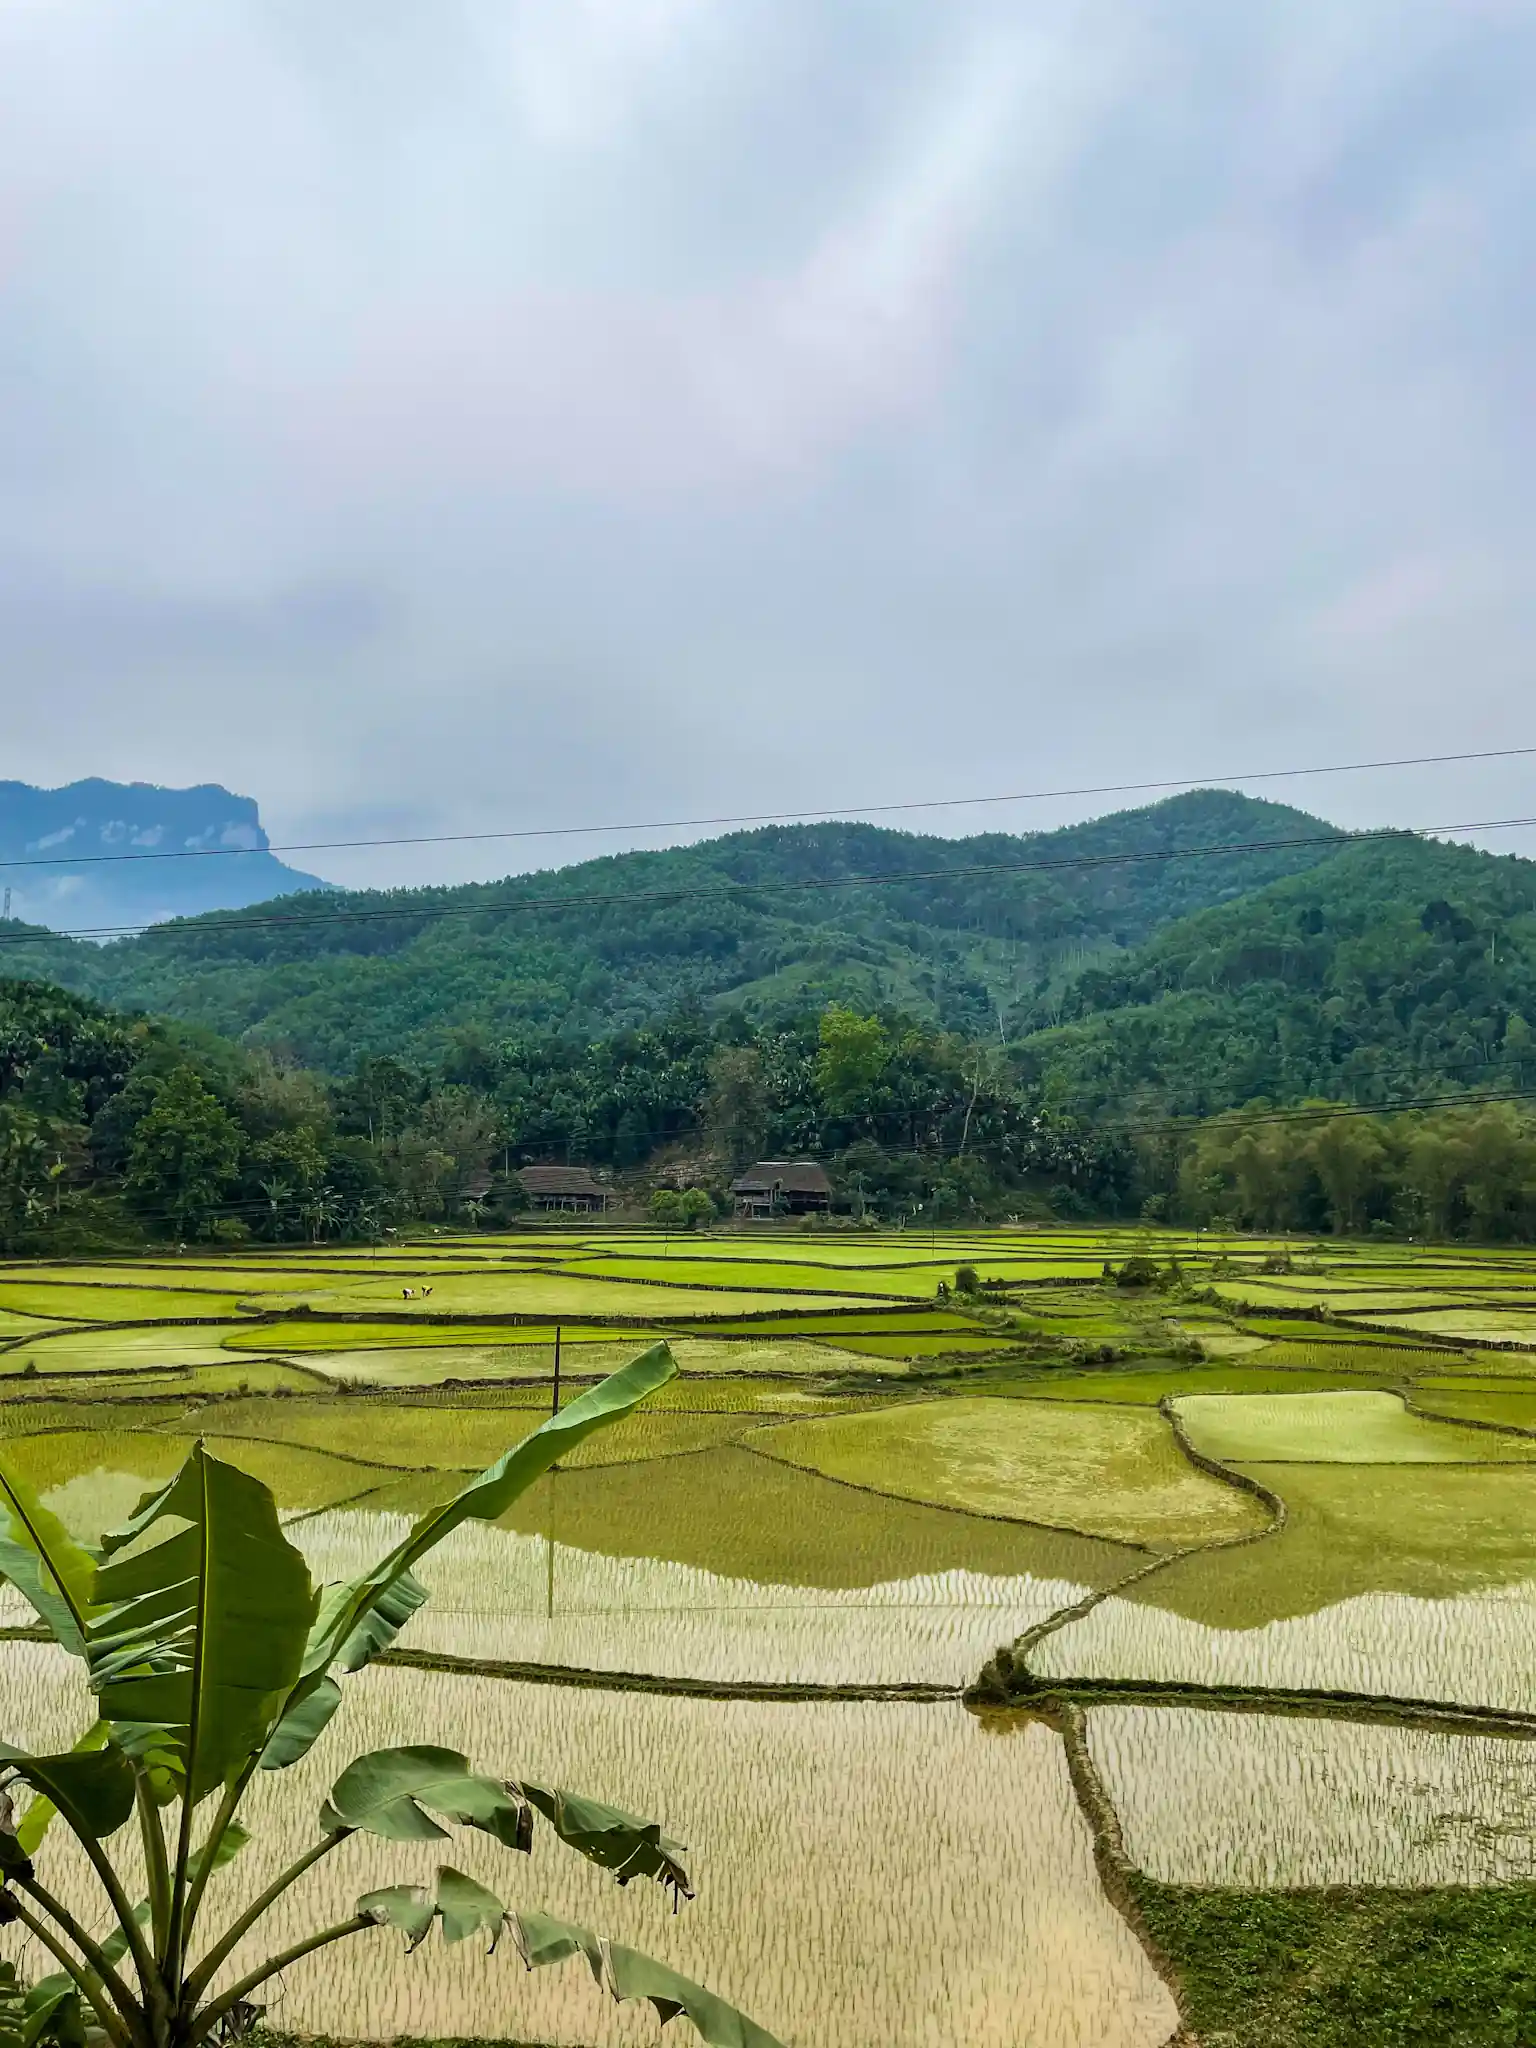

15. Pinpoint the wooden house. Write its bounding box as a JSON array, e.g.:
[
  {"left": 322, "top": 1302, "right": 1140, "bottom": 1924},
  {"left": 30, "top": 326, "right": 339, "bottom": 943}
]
[
  {"left": 517, "top": 1165, "right": 611, "bottom": 1213},
  {"left": 730, "top": 1160, "right": 832, "bottom": 1219}
]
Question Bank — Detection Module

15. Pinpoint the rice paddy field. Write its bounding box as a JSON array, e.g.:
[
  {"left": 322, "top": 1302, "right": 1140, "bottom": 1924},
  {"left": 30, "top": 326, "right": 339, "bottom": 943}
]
[{"left": 2, "top": 1222, "right": 1536, "bottom": 2045}]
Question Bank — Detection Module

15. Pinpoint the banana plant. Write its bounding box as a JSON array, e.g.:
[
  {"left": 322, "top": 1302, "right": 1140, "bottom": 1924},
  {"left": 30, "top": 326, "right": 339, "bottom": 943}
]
[{"left": 0, "top": 1343, "right": 782, "bottom": 2048}]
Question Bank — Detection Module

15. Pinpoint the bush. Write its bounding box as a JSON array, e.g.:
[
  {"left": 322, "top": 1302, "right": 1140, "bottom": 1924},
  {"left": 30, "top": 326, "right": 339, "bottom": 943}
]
[
  {"left": 954, "top": 1265, "right": 980, "bottom": 1294},
  {"left": 1115, "top": 1255, "right": 1161, "bottom": 1289},
  {"left": 649, "top": 1187, "right": 716, "bottom": 1232}
]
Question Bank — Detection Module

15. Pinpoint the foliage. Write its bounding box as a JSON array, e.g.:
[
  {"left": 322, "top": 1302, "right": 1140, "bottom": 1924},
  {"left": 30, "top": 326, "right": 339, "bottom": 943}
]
[
  {"left": 11, "top": 800, "right": 1536, "bottom": 1243},
  {"left": 0, "top": 793, "right": 1340, "bottom": 1066},
  {"left": 124, "top": 1070, "right": 243, "bottom": 1239},
  {"left": 1129, "top": 1878, "right": 1536, "bottom": 2048},
  {"left": 1018, "top": 834, "right": 1536, "bottom": 1118},
  {"left": 0, "top": 1344, "right": 783, "bottom": 2048},
  {"left": 648, "top": 1189, "right": 716, "bottom": 1231},
  {"left": 1172, "top": 1099, "right": 1536, "bottom": 1239}
]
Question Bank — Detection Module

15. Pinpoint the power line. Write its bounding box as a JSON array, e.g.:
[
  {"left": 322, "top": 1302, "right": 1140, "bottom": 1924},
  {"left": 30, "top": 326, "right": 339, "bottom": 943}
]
[
  {"left": 3, "top": 741, "right": 1535, "bottom": 874},
  {"left": 4, "top": 814, "right": 1535, "bottom": 948}
]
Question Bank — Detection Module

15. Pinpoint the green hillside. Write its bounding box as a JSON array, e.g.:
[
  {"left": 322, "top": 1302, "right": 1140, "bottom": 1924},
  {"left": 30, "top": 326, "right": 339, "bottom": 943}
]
[
  {"left": 1019, "top": 833, "right": 1536, "bottom": 1117},
  {"left": 0, "top": 789, "right": 1339, "bottom": 1070}
]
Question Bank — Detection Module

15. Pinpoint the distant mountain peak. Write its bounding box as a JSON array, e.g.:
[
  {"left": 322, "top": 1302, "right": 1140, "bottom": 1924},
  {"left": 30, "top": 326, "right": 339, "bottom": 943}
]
[{"left": 0, "top": 778, "right": 329, "bottom": 933}]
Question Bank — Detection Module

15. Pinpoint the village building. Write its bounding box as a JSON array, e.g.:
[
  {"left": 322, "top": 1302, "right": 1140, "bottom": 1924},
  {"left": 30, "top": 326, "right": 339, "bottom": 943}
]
[
  {"left": 517, "top": 1165, "right": 611, "bottom": 1213},
  {"left": 731, "top": 1160, "right": 833, "bottom": 1219}
]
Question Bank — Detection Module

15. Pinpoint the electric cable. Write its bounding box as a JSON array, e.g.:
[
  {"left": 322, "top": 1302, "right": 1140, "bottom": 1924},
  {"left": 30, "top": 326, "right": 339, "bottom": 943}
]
[
  {"left": 4, "top": 814, "right": 1536, "bottom": 947},
  {"left": 2, "top": 741, "right": 1533, "bottom": 872}
]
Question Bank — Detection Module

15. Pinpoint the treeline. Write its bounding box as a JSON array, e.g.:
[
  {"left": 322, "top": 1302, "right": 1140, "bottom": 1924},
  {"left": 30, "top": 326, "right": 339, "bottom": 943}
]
[
  {"left": 1172, "top": 1100, "right": 1536, "bottom": 1241},
  {"left": 0, "top": 981, "right": 1130, "bottom": 1249},
  {"left": 6, "top": 974, "right": 1536, "bottom": 1251}
]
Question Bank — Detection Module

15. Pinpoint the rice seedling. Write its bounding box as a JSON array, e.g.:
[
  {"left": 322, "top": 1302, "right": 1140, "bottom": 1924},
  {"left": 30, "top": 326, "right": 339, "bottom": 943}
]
[
  {"left": 1348, "top": 1309, "right": 1536, "bottom": 1347},
  {"left": 1409, "top": 1387, "right": 1536, "bottom": 1431},
  {"left": 2, "top": 1325, "right": 277, "bottom": 1374},
  {"left": 0, "top": 1649, "right": 1175, "bottom": 2048},
  {"left": 1033, "top": 1578, "right": 1536, "bottom": 1712},
  {"left": 1007, "top": 1365, "right": 1399, "bottom": 1406},
  {"left": 1174, "top": 1390, "right": 1536, "bottom": 1464},
  {"left": 269, "top": 1274, "right": 873, "bottom": 1318},
  {"left": 0, "top": 1282, "right": 249, "bottom": 1322},
  {"left": 814, "top": 1334, "right": 1021, "bottom": 1359},
  {"left": 1088, "top": 1707, "right": 1536, "bottom": 1887},
  {"left": 753, "top": 1399, "right": 1268, "bottom": 1547}
]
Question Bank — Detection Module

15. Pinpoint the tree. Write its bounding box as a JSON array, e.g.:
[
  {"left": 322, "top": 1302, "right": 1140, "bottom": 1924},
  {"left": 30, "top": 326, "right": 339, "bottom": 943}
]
[
  {"left": 648, "top": 1188, "right": 715, "bottom": 1232},
  {"left": 1307, "top": 1115, "right": 1388, "bottom": 1235},
  {"left": 124, "top": 1070, "right": 242, "bottom": 1240},
  {"left": 704, "top": 1046, "right": 770, "bottom": 1173},
  {"left": 0, "top": 1347, "right": 781, "bottom": 2048},
  {"left": 813, "top": 1008, "right": 889, "bottom": 1122}
]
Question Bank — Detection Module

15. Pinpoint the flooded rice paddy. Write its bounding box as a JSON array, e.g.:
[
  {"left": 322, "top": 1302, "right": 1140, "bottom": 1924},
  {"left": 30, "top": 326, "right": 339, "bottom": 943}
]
[{"left": 4, "top": 1227, "right": 1536, "bottom": 2043}]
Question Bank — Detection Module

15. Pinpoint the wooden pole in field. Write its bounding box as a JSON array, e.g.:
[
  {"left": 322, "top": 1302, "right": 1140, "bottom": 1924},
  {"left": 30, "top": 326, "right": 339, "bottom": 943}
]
[{"left": 552, "top": 1323, "right": 562, "bottom": 1418}]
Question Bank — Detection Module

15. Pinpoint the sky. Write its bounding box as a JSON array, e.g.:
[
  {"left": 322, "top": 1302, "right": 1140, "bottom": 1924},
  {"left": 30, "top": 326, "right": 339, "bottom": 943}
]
[{"left": 2, "top": 0, "right": 1534, "bottom": 892}]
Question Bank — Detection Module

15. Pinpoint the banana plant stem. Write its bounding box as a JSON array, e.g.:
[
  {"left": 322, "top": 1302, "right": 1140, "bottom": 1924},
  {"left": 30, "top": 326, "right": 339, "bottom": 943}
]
[
  {"left": 7, "top": 1893, "right": 128, "bottom": 2046},
  {"left": 184, "top": 1832, "right": 351, "bottom": 2004},
  {"left": 14, "top": 1872, "right": 143, "bottom": 2022},
  {"left": 191, "top": 1916, "right": 372, "bottom": 2042}
]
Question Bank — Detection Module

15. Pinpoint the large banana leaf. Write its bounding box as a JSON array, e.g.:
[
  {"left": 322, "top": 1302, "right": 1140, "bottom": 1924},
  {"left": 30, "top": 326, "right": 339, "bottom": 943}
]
[
  {"left": 0, "top": 1742, "right": 135, "bottom": 1846},
  {"left": 357, "top": 1885, "right": 435, "bottom": 1950},
  {"left": 89, "top": 1446, "right": 316, "bottom": 1802},
  {"left": 508, "top": 1910, "right": 784, "bottom": 2048},
  {"left": 321, "top": 1746, "right": 528, "bottom": 1848},
  {"left": 357, "top": 1888, "right": 783, "bottom": 2044},
  {"left": 11, "top": 1724, "right": 108, "bottom": 1858},
  {"left": 324, "top": 1748, "right": 690, "bottom": 1897},
  {"left": 0, "top": 1460, "right": 100, "bottom": 1656},
  {"left": 260, "top": 1677, "right": 341, "bottom": 1770},
  {"left": 300, "top": 1344, "right": 676, "bottom": 1683},
  {"left": 336, "top": 1571, "right": 428, "bottom": 1674},
  {"left": 519, "top": 1783, "right": 691, "bottom": 1899},
  {"left": 435, "top": 1867, "right": 504, "bottom": 1946}
]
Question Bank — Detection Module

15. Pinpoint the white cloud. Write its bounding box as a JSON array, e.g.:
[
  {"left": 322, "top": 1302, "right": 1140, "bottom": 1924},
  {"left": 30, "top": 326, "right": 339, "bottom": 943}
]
[{"left": 0, "top": 0, "right": 1532, "bottom": 872}]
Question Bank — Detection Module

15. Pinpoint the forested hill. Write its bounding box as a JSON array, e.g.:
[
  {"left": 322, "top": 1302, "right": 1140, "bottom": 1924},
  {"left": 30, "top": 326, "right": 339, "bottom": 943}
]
[
  {"left": 0, "top": 789, "right": 1340, "bottom": 1069},
  {"left": 1016, "top": 832, "right": 1536, "bottom": 1117}
]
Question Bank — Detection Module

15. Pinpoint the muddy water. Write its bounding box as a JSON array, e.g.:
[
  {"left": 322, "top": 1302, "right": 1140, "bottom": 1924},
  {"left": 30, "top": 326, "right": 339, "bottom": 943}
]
[
  {"left": 1087, "top": 1705, "right": 1536, "bottom": 1887},
  {"left": 0, "top": 1643, "right": 1176, "bottom": 2048}
]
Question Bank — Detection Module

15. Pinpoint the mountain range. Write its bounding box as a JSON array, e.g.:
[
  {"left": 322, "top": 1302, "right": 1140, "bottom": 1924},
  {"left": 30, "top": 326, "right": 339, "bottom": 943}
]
[
  {"left": 0, "top": 788, "right": 1340, "bottom": 1063},
  {"left": 2, "top": 783, "right": 1530, "bottom": 1125}
]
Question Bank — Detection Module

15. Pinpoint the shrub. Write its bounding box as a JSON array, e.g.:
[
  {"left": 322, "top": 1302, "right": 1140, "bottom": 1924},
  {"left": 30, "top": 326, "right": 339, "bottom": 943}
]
[{"left": 1115, "top": 1255, "right": 1161, "bottom": 1289}]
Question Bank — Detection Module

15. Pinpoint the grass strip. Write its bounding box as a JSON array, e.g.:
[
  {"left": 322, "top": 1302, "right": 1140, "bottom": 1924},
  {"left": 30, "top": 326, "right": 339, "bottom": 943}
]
[{"left": 1128, "top": 1878, "right": 1536, "bottom": 2048}]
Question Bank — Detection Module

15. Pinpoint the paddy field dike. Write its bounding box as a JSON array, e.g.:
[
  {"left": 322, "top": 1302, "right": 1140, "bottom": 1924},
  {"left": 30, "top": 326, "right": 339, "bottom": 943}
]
[{"left": 2, "top": 1224, "right": 1535, "bottom": 2048}]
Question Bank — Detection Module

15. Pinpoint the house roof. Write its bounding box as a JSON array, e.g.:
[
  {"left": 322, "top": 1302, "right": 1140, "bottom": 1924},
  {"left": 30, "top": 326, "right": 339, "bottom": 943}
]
[
  {"left": 517, "top": 1165, "right": 608, "bottom": 1197},
  {"left": 731, "top": 1160, "right": 832, "bottom": 1195}
]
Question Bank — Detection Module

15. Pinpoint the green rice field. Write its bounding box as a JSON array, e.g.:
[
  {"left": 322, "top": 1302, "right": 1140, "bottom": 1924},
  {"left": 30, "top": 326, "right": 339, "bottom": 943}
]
[{"left": 2, "top": 1223, "right": 1535, "bottom": 2046}]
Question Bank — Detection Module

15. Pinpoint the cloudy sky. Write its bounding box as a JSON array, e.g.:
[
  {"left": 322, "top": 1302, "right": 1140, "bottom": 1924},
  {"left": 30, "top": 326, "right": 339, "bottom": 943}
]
[{"left": 2, "top": 0, "right": 1534, "bottom": 890}]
